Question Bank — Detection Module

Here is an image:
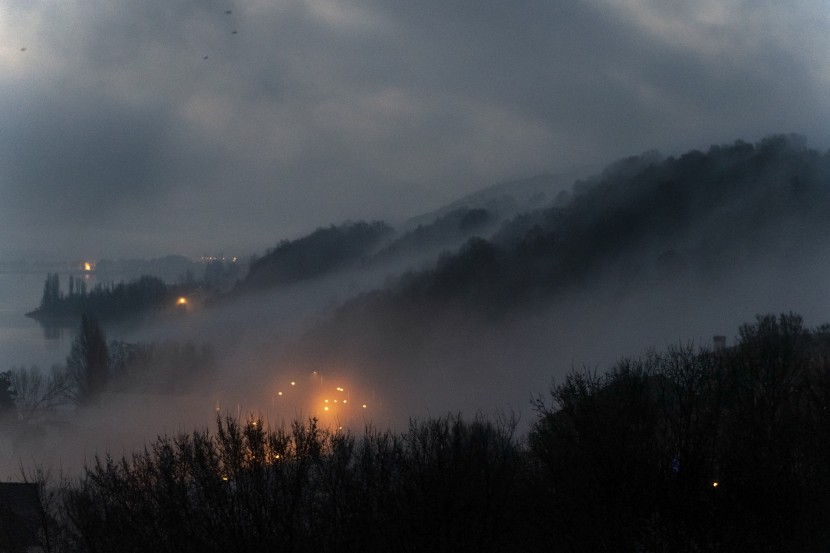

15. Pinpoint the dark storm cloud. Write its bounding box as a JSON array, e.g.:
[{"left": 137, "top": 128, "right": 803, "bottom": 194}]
[
  {"left": 369, "top": 0, "right": 830, "bottom": 155},
  {"left": 2, "top": 88, "right": 172, "bottom": 221},
  {"left": 1, "top": 0, "right": 828, "bottom": 257}
]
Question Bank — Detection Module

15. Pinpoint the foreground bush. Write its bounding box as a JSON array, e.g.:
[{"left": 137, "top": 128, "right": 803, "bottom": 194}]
[
  {"left": 530, "top": 313, "right": 830, "bottom": 552},
  {"left": 25, "top": 313, "right": 830, "bottom": 552},
  {"left": 59, "top": 414, "right": 530, "bottom": 553}
]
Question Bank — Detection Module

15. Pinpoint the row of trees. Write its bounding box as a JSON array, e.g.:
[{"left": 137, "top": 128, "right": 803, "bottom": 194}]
[
  {"left": 14, "top": 312, "right": 830, "bottom": 552},
  {"left": 30, "top": 275, "right": 174, "bottom": 322},
  {"left": 2, "top": 316, "right": 215, "bottom": 425},
  {"left": 530, "top": 312, "right": 830, "bottom": 551},
  {"left": 45, "top": 414, "right": 527, "bottom": 553}
]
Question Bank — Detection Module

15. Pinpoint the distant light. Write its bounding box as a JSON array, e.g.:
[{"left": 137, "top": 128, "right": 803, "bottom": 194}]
[
  {"left": 277, "top": 391, "right": 283, "bottom": 396},
  {"left": 336, "top": 387, "right": 344, "bottom": 392},
  {"left": 342, "top": 400, "right": 347, "bottom": 404},
  {"left": 290, "top": 381, "right": 296, "bottom": 386},
  {"left": 177, "top": 297, "right": 188, "bottom": 305},
  {"left": 712, "top": 481, "right": 719, "bottom": 488},
  {"left": 83, "top": 262, "right": 92, "bottom": 272},
  {"left": 221, "top": 475, "right": 229, "bottom": 481},
  {"left": 324, "top": 406, "right": 329, "bottom": 411},
  {"left": 362, "top": 404, "right": 367, "bottom": 409}
]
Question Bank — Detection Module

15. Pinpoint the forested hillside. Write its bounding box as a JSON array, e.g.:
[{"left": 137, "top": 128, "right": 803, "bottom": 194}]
[
  {"left": 237, "top": 221, "right": 393, "bottom": 292},
  {"left": 305, "top": 135, "right": 826, "bottom": 315},
  {"left": 398, "top": 134, "right": 830, "bottom": 311},
  {"left": 281, "top": 135, "right": 830, "bottom": 386}
]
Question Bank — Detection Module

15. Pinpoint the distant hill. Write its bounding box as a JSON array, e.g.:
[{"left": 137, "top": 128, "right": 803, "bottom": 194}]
[
  {"left": 403, "top": 172, "right": 582, "bottom": 230},
  {"left": 374, "top": 207, "right": 496, "bottom": 263},
  {"left": 290, "top": 134, "right": 830, "bottom": 369},
  {"left": 227, "top": 172, "right": 589, "bottom": 294},
  {"left": 393, "top": 133, "right": 830, "bottom": 311},
  {"left": 230, "top": 133, "right": 830, "bottom": 311},
  {"left": 237, "top": 221, "right": 393, "bottom": 292}
]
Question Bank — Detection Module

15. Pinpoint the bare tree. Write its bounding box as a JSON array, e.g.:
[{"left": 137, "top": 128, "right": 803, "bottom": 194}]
[{"left": 9, "top": 366, "right": 73, "bottom": 420}]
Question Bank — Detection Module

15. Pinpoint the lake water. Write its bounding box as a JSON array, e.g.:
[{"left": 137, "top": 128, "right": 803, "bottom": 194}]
[{"left": 0, "top": 271, "right": 72, "bottom": 370}]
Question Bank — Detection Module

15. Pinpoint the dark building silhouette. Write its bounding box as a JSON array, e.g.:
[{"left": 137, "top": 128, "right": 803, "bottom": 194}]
[{"left": 0, "top": 483, "right": 43, "bottom": 552}]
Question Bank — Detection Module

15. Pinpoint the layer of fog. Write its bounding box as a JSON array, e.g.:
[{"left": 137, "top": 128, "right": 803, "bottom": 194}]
[
  {"left": 279, "top": 245, "right": 830, "bottom": 431},
  {"left": 5, "top": 165, "right": 830, "bottom": 480}
]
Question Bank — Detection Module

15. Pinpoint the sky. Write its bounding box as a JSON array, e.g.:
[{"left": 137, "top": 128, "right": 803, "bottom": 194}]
[{"left": 1, "top": 0, "right": 829, "bottom": 260}]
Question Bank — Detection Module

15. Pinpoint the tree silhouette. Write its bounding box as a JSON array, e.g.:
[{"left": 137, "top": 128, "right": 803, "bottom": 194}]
[
  {"left": 0, "top": 371, "right": 16, "bottom": 421},
  {"left": 66, "top": 315, "right": 109, "bottom": 404}
]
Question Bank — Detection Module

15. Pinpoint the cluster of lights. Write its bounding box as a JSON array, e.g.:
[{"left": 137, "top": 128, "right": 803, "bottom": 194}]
[
  {"left": 274, "top": 371, "right": 371, "bottom": 418},
  {"left": 200, "top": 255, "right": 239, "bottom": 264}
]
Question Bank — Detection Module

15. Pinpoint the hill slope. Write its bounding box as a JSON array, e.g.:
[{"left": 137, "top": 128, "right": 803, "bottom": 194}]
[{"left": 284, "top": 134, "right": 830, "bottom": 415}]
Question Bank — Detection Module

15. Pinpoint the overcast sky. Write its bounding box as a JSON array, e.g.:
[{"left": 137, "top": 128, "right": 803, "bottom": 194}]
[{"left": 2, "top": 0, "right": 828, "bottom": 260}]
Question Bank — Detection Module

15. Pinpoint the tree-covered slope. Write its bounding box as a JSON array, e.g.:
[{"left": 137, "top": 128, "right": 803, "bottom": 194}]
[
  {"left": 398, "top": 134, "right": 830, "bottom": 311},
  {"left": 238, "top": 221, "right": 393, "bottom": 292},
  {"left": 293, "top": 135, "right": 830, "bottom": 367}
]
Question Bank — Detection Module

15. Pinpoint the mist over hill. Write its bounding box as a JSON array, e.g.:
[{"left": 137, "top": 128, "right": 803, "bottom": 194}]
[
  {"left": 7, "top": 133, "right": 830, "bottom": 477},
  {"left": 98, "top": 133, "right": 829, "bottom": 424},
  {"left": 262, "top": 134, "right": 830, "bottom": 419}
]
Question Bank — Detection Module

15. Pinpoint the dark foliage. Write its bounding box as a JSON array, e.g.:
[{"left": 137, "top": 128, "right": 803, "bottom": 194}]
[
  {"left": 240, "top": 221, "right": 393, "bottom": 291},
  {"left": 331, "top": 135, "right": 830, "bottom": 326},
  {"left": 0, "top": 371, "right": 17, "bottom": 420},
  {"left": 56, "top": 414, "right": 529, "bottom": 553},
  {"left": 108, "top": 340, "right": 215, "bottom": 393},
  {"left": 529, "top": 313, "right": 830, "bottom": 552},
  {"left": 375, "top": 207, "right": 494, "bottom": 259},
  {"left": 65, "top": 315, "right": 109, "bottom": 405},
  {"left": 30, "top": 274, "right": 178, "bottom": 323}
]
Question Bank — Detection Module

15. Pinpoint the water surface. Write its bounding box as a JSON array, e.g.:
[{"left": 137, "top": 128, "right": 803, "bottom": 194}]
[{"left": 0, "top": 272, "right": 71, "bottom": 370}]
